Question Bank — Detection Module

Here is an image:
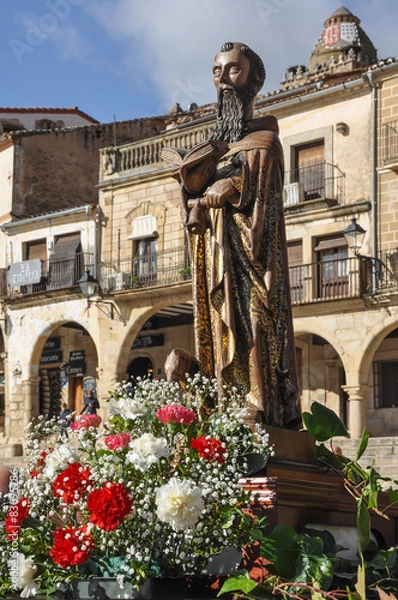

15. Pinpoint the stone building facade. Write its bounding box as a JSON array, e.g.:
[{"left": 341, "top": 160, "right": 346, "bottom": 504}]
[{"left": 1, "top": 6, "right": 398, "bottom": 469}]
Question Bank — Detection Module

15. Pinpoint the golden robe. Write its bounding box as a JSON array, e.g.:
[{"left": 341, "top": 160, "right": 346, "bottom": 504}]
[{"left": 181, "top": 116, "right": 301, "bottom": 428}]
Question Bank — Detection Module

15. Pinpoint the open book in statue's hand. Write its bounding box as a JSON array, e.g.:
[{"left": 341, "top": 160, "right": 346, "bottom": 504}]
[{"left": 161, "top": 139, "right": 229, "bottom": 194}]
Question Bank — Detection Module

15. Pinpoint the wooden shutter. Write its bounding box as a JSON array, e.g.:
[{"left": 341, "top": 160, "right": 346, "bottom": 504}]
[
  {"left": 24, "top": 239, "right": 47, "bottom": 261},
  {"left": 295, "top": 141, "right": 325, "bottom": 199}
]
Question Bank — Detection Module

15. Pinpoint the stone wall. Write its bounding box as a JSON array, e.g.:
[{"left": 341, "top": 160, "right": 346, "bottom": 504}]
[{"left": 9, "top": 117, "right": 167, "bottom": 219}]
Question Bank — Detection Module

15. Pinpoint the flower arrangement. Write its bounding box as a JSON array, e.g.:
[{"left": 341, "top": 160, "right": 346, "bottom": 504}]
[{"left": 0, "top": 375, "right": 272, "bottom": 598}]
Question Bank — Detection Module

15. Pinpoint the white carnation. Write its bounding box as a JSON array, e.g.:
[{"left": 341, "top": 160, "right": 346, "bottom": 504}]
[
  {"left": 109, "top": 397, "right": 146, "bottom": 420},
  {"left": 42, "top": 442, "right": 79, "bottom": 479},
  {"left": 10, "top": 553, "right": 38, "bottom": 597},
  {"left": 156, "top": 478, "right": 204, "bottom": 531},
  {"left": 126, "top": 433, "right": 169, "bottom": 471}
]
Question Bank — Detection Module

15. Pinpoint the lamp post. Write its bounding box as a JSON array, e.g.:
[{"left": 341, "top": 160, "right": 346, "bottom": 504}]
[
  {"left": 342, "top": 218, "right": 366, "bottom": 255},
  {"left": 343, "top": 218, "right": 396, "bottom": 294},
  {"left": 78, "top": 269, "right": 116, "bottom": 319},
  {"left": 78, "top": 269, "right": 97, "bottom": 307}
]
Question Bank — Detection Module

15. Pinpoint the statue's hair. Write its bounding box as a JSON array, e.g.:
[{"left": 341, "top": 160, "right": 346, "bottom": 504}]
[{"left": 218, "top": 42, "right": 266, "bottom": 90}]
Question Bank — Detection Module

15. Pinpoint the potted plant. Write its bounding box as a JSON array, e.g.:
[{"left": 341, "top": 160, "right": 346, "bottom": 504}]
[{"left": 178, "top": 266, "right": 191, "bottom": 280}]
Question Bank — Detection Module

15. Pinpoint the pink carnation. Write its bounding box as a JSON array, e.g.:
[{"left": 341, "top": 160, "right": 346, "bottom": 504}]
[
  {"left": 104, "top": 432, "right": 131, "bottom": 450},
  {"left": 156, "top": 404, "right": 195, "bottom": 425},
  {"left": 70, "top": 414, "right": 102, "bottom": 430}
]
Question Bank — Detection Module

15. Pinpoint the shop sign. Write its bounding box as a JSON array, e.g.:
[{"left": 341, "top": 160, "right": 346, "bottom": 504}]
[
  {"left": 44, "top": 337, "right": 60, "bottom": 350},
  {"left": 132, "top": 334, "right": 164, "bottom": 349},
  {"left": 65, "top": 350, "right": 86, "bottom": 376},
  {"left": 40, "top": 350, "right": 63, "bottom": 365},
  {"left": 8, "top": 259, "right": 42, "bottom": 287}
]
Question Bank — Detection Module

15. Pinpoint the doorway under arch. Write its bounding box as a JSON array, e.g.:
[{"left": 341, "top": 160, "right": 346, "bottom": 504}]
[{"left": 127, "top": 356, "right": 154, "bottom": 383}]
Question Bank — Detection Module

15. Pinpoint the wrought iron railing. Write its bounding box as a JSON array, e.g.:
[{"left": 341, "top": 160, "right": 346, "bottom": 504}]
[
  {"left": 284, "top": 161, "right": 345, "bottom": 205},
  {"left": 383, "top": 120, "right": 398, "bottom": 164},
  {"left": 0, "top": 253, "right": 94, "bottom": 299},
  {"left": 289, "top": 256, "right": 365, "bottom": 303},
  {"left": 100, "top": 245, "right": 190, "bottom": 292},
  {"left": 2, "top": 248, "right": 397, "bottom": 303}
]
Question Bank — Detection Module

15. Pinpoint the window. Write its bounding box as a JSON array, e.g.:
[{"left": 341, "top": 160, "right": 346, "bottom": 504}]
[
  {"left": 294, "top": 141, "right": 325, "bottom": 200},
  {"left": 22, "top": 238, "right": 48, "bottom": 292},
  {"left": 315, "top": 236, "right": 349, "bottom": 299},
  {"left": 23, "top": 238, "right": 47, "bottom": 262},
  {"left": 133, "top": 238, "right": 158, "bottom": 283},
  {"left": 374, "top": 361, "right": 398, "bottom": 408}
]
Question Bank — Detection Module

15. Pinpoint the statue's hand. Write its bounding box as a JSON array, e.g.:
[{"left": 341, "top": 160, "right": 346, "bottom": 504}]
[{"left": 204, "top": 179, "right": 239, "bottom": 208}]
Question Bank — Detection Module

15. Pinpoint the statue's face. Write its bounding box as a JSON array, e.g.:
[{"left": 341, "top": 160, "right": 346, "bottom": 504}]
[{"left": 213, "top": 47, "right": 251, "bottom": 95}]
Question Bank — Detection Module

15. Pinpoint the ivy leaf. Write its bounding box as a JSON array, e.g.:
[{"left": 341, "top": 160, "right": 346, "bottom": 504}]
[
  {"left": 302, "top": 402, "right": 349, "bottom": 442},
  {"left": 260, "top": 525, "right": 299, "bottom": 580},
  {"left": 238, "top": 452, "right": 269, "bottom": 475},
  {"left": 217, "top": 570, "right": 258, "bottom": 596}
]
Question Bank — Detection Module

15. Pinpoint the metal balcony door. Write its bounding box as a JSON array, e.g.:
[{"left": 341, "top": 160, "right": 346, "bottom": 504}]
[
  {"left": 315, "top": 237, "right": 349, "bottom": 299},
  {"left": 48, "top": 233, "right": 82, "bottom": 289},
  {"left": 287, "top": 241, "right": 303, "bottom": 303}
]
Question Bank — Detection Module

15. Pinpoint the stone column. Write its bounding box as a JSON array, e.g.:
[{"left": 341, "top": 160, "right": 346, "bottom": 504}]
[
  {"left": 341, "top": 384, "right": 370, "bottom": 438},
  {"left": 96, "top": 366, "right": 119, "bottom": 420},
  {"left": 22, "top": 377, "right": 41, "bottom": 427}
]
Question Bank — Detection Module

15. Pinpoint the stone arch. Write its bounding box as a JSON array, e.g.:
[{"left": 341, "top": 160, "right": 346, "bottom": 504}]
[
  {"left": 355, "top": 316, "right": 398, "bottom": 383},
  {"left": 28, "top": 318, "right": 99, "bottom": 418},
  {"left": 114, "top": 295, "right": 194, "bottom": 383}
]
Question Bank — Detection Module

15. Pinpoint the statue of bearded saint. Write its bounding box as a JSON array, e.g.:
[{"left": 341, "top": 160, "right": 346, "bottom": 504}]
[{"left": 171, "top": 42, "right": 301, "bottom": 429}]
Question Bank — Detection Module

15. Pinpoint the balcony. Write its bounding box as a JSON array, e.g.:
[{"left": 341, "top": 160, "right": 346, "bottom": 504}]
[
  {"left": 101, "top": 123, "right": 215, "bottom": 177},
  {"left": 289, "top": 254, "right": 397, "bottom": 304},
  {"left": 100, "top": 245, "right": 190, "bottom": 292},
  {"left": 1, "top": 247, "right": 397, "bottom": 306},
  {"left": 284, "top": 161, "right": 345, "bottom": 207},
  {"left": 0, "top": 253, "right": 94, "bottom": 299}
]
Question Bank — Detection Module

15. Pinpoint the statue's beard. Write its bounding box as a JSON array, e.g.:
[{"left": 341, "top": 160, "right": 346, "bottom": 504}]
[
  {"left": 211, "top": 87, "right": 245, "bottom": 142},
  {"left": 211, "top": 83, "right": 256, "bottom": 142}
]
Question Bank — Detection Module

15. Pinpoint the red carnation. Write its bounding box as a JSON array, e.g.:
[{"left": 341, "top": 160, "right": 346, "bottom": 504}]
[
  {"left": 50, "top": 525, "right": 93, "bottom": 568},
  {"left": 191, "top": 435, "right": 226, "bottom": 463},
  {"left": 156, "top": 404, "right": 195, "bottom": 425},
  {"left": 5, "top": 497, "right": 30, "bottom": 539},
  {"left": 87, "top": 481, "right": 132, "bottom": 531},
  {"left": 104, "top": 432, "right": 131, "bottom": 451},
  {"left": 53, "top": 462, "right": 92, "bottom": 505}
]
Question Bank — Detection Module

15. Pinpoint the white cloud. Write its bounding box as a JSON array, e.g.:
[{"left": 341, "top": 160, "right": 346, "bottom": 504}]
[{"left": 85, "top": 0, "right": 397, "bottom": 113}]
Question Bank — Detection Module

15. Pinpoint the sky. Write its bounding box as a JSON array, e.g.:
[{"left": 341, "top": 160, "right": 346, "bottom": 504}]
[{"left": 1, "top": 0, "right": 398, "bottom": 125}]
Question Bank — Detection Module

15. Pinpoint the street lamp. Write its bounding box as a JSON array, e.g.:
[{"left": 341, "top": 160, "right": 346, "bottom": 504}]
[
  {"left": 342, "top": 218, "right": 398, "bottom": 293},
  {"left": 78, "top": 269, "right": 98, "bottom": 301},
  {"left": 343, "top": 218, "right": 366, "bottom": 255},
  {"left": 78, "top": 269, "right": 117, "bottom": 319}
]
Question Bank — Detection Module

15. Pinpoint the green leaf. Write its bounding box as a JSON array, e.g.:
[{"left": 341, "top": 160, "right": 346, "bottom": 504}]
[
  {"left": 355, "top": 562, "right": 366, "bottom": 599},
  {"left": 356, "top": 498, "right": 370, "bottom": 557},
  {"left": 355, "top": 429, "right": 370, "bottom": 461},
  {"left": 260, "top": 525, "right": 299, "bottom": 580},
  {"left": 238, "top": 452, "right": 269, "bottom": 475},
  {"left": 302, "top": 402, "right": 349, "bottom": 442},
  {"left": 217, "top": 570, "right": 258, "bottom": 596},
  {"left": 388, "top": 488, "right": 398, "bottom": 506},
  {"left": 316, "top": 443, "right": 350, "bottom": 469}
]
